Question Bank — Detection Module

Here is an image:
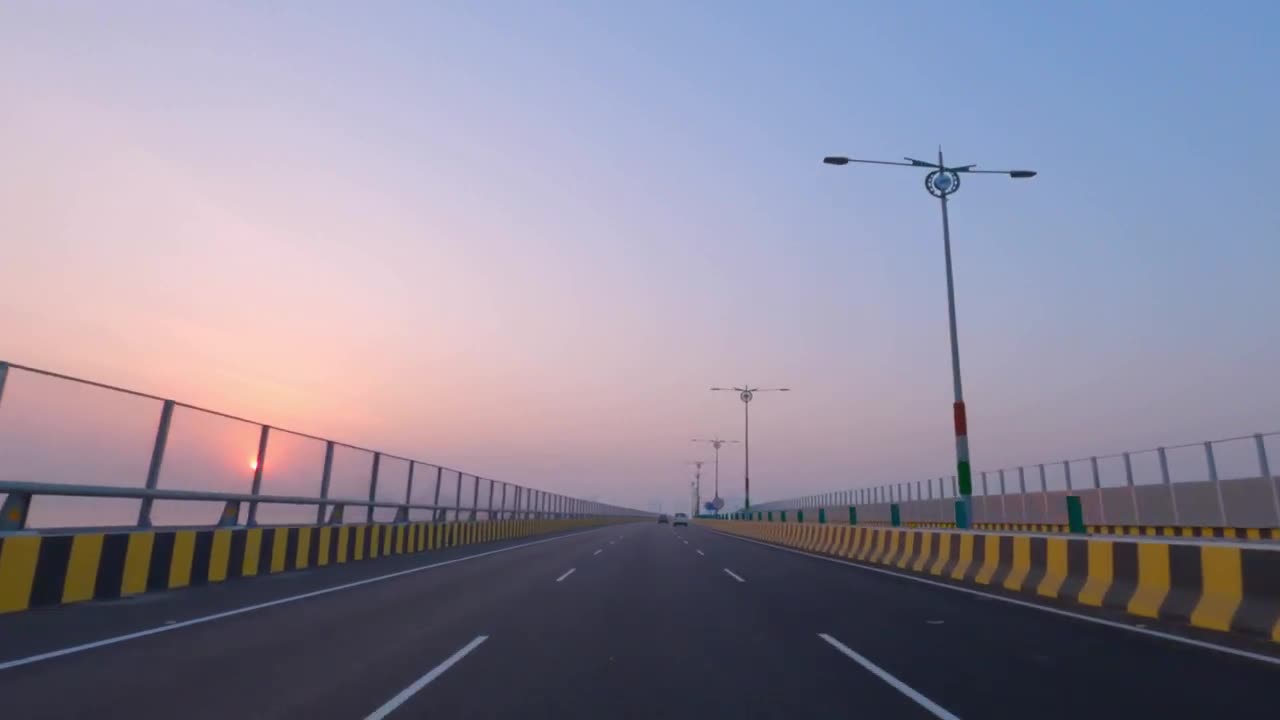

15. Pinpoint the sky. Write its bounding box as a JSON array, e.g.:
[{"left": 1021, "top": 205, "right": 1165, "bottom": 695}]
[{"left": 1, "top": 1, "right": 1277, "bottom": 521}]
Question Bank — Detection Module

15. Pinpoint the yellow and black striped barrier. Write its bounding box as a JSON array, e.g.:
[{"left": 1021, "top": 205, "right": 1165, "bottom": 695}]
[
  {"left": 874, "top": 520, "right": 1280, "bottom": 540},
  {"left": 0, "top": 517, "right": 627, "bottom": 615},
  {"left": 701, "top": 519, "right": 1280, "bottom": 642}
]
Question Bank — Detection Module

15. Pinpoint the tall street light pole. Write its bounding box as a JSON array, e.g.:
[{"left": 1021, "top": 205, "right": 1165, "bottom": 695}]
[
  {"left": 823, "top": 149, "right": 1035, "bottom": 528},
  {"left": 685, "top": 460, "right": 707, "bottom": 515},
  {"left": 710, "top": 386, "right": 790, "bottom": 510},
  {"left": 691, "top": 437, "right": 739, "bottom": 510}
]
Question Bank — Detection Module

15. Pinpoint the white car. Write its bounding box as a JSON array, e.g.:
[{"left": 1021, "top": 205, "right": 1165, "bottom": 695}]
[{"left": 672, "top": 512, "right": 689, "bottom": 527}]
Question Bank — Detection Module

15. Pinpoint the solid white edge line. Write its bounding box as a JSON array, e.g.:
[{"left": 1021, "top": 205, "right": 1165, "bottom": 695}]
[
  {"left": 723, "top": 568, "right": 745, "bottom": 582},
  {"left": 0, "top": 527, "right": 613, "bottom": 673},
  {"left": 593, "top": 549, "right": 603, "bottom": 555},
  {"left": 364, "top": 635, "right": 489, "bottom": 720},
  {"left": 555, "top": 568, "right": 576, "bottom": 582},
  {"left": 818, "top": 633, "right": 960, "bottom": 720},
  {"left": 705, "top": 528, "right": 1280, "bottom": 667},
  {"left": 696, "top": 550, "right": 705, "bottom": 556}
]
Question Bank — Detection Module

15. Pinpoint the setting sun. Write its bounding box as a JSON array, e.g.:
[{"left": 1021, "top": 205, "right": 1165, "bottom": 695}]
[{"left": 249, "top": 458, "right": 259, "bottom": 471}]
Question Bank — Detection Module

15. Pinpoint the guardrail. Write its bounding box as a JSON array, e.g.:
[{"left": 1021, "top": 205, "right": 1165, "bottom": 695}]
[
  {"left": 755, "top": 429, "right": 1280, "bottom": 529},
  {"left": 0, "top": 361, "right": 645, "bottom": 532}
]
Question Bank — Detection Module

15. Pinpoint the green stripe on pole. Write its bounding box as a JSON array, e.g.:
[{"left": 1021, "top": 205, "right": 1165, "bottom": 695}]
[
  {"left": 890, "top": 504, "right": 901, "bottom": 527},
  {"left": 848, "top": 506, "right": 857, "bottom": 525},
  {"left": 957, "top": 460, "right": 973, "bottom": 497},
  {"left": 797, "top": 510, "right": 805, "bottom": 523},
  {"left": 818, "top": 508, "right": 826, "bottom": 524}
]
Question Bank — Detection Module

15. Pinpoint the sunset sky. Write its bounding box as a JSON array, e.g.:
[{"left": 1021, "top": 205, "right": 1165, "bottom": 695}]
[{"left": 1, "top": 2, "right": 1277, "bottom": 517}]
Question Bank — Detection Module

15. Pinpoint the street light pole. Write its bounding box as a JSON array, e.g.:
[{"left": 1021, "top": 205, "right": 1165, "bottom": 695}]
[
  {"left": 691, "top": 437, "right": 739, "bottom": 510},
  {"left": 823, "top": 148, "right": 1035, "bottom": 528},
  {"left": 685, "top": 460, "right": 707, "bottom": 515},
  {"left": 710, "top": 386, "right": 790, "bottom": 510}
]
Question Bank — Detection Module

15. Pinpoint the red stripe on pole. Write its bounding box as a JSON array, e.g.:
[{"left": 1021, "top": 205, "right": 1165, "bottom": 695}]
[{"left": 953, "top": 401, "right": 967, "bottom": 437}]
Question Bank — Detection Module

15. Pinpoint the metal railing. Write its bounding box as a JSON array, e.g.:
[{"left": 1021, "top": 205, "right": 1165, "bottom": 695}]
[
  {"left": 0, "top": 361, "right": 646, "bottom": 532},
  {"left": 755, "top": 429, "right": 1280, "bottom": 528}
]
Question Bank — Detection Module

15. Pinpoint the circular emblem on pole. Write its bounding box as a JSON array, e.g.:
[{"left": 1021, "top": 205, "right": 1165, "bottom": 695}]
[
  {"left": 712, "top": 496, "right": 725, "bottom": 510},
  {"left": 739, "top": 390, "right": 754, "bottom": 403},
  {"left": 926, "top": 169, "right": 961, "bottom": 197}
]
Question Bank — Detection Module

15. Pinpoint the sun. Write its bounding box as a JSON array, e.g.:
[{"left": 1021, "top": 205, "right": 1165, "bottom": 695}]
[{"left": 249, "top": 458, "right": 259, "bottom": 471}]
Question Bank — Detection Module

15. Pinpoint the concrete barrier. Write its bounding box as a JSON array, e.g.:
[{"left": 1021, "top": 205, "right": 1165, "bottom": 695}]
[
  {"left": 0, "top": 517, "right": 630, "bottom": 615},
  {"left": 804, "top": 516, "right": 1280, "bottom": 540},
  {"left": 701, "top": 519, "right": 1280, "bottom": 641}
]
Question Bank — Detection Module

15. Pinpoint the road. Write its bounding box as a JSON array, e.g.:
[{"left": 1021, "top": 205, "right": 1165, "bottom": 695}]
[{"left": 1, "top": 521, "right": 1277, "bottom": 718}]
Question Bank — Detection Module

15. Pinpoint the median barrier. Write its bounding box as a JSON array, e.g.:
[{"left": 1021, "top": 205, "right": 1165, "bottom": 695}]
[
  {"left": 0, "top": 517, "right": 630, "bottom": 615},
  {"left": 698, "top": 519, "right": 1280, "bottom": 642},
  {"left": 829, "top": 519, "right": 1280, "bottom": 540}
]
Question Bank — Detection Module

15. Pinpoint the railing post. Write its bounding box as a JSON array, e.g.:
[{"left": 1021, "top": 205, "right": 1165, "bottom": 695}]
[
  {"left": 469, "top": 474, "right": 480, "bottom": 522},
  {"left": 998, "top": 469, "right": 1007, "bottom": 522},
  {"left": 1205, "top": 441, "right": 1226, "bottom": 527},
  {"left": 402, "top": 462, "right": 415, "bottom": 522},
  {"left": 137, "top": 399, "right": 175, "bottom": 527},
  {"left": 366, "top": 451, "right": 382, "bottom": 524},
  {"left": 454, "top": 472, "right": 464, "bottom": 521},
  {"left": 1158, "top": 446, "right": 1179, "bottom": 525},
  {"left": 1039, "top": 463, "right": 1048, "bottom": 517},
  {"left": 1018, "top": 466, "right": 1027, "bottom": 522},
  {"left": 1064, "top": 460, "right": 1073, "bottom": 492},
  {"left": 432, "top": 467, "right": 444, "bottom": 521},
  {"left": 487, "top": 479, "right": 496, "bottom": 520},
  {"left": 0, "top": 492, "right": 32, "bottom": 531},
  {"left": 317, "top": 440, "right": 335, "bottom": 525},
  {"left": 980, "top": 472, "right": 988, "bottom": 523},
  {"left": 1091, "top": 456, "right": 1104, "bottom": 525},
  {"left": 500, "top": 483, "right": 508, "bottom": 519},
  {"left": 1124, "top": 451, "right": 1138, "bottom": 526},
  {"left": 246, "top": 425, "right": 271, "bottom": 526},
  {"left": 1258, "top": 434, "right": 1279, "bottom": 529},
  {"left": 0, "top": 361, "right": 9, "bottom": 409}
]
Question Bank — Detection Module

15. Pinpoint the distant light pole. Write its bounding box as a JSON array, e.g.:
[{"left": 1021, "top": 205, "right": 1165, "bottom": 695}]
[
  {"left": 823, "top": 149, "right": 1035, "bottom": 527},
  {"left": 710, "top": 386, "right": 790, "bottom": 510},
  {"left": 691, "top": 437, "right": 739, "bottom": 510},
  {"left": 685, "top": 460, "right": 708, "bottom": 515}
]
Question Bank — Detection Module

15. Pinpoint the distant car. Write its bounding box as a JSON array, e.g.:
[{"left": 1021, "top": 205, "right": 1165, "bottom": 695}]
[
  {"left": 672, "top": 512, "right": 689, "bottom": 527},
  {"left": 658, "top": 514, "right": 669, "bottom": 524}
]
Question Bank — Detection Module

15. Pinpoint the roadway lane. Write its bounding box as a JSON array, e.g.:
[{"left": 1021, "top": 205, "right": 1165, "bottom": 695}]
[
  {"left": 0, "top": 525, "right": 610, "bottom": 663},
  {"left": 685, "top": 524, "right": 1280, "bottom": 718},
  {"left": 0, "top": 524, "right": 635, "bottom": 719},
  {"left": 397, "top": 520, "right": 942, "bottom": 718},
  {"left": 2, "top": 520, "right": 1276, "bottom": 718}
]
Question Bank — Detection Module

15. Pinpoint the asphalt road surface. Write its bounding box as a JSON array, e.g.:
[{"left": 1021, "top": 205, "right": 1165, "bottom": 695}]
[{"left": 1, "top": 522, "right": 1277, "bottom": 719}]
